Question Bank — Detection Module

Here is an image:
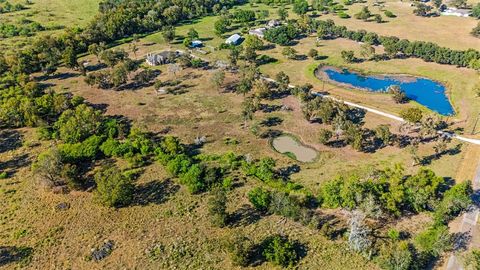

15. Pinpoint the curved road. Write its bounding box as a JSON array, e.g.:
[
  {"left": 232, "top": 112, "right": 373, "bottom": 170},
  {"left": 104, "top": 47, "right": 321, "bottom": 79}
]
[{"left": 261, "top": 77, "right": 480, "bottom": 146}]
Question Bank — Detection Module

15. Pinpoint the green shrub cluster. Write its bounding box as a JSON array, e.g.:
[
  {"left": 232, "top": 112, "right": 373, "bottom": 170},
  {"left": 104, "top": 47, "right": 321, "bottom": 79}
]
[{"left": 319, "top": 165, "right": 471, "bottom": 217}]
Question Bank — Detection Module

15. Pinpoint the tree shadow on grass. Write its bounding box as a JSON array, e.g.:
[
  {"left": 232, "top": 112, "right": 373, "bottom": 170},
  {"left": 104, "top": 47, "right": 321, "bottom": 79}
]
[
  {"left": 0, "top": 246, "right": 33, "bottom": 267},
  {"left": 134, "top": 179, "right": 180, "bottom": 206},
  {"left": 228, "top": 204, "right": 262, "bottom": 227},
  {"left": 0, "top": 154, "right": 30, "bottom": 177},
  {"left": 0, "top": 130, "right": 23, "bottom": 154}
]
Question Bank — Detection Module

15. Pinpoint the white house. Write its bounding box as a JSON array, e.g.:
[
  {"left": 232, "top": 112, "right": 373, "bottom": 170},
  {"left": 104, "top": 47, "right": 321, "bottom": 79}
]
[
  {"left": 225, "top": 34, "right": 242, "bottom": 45},
  {"left": 441, "top": 7, "right": 471, "bottom": 17}
]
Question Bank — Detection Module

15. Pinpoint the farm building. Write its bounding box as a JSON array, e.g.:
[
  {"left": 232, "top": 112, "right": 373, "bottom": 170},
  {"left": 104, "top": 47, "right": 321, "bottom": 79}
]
[
  {"left": 191, "top": 40, "right": 203, "bottom": 48},
  {"left": 249, "top": 27, "right": 267, "bottom": 38},
  {"left": 146, "top": 51, "right": 181, "bottom": 66},
  {"left": 441, "top": 7, "right": 471, "bottom": 17},
  {"left": 225, "top": 34, "right": 242, "bottom": 45}
]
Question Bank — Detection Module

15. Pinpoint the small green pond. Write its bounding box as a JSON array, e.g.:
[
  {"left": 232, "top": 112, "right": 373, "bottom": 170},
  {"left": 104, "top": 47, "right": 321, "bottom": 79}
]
[{"left": 271, "top": 135, "right": 318, "bottom": 163}]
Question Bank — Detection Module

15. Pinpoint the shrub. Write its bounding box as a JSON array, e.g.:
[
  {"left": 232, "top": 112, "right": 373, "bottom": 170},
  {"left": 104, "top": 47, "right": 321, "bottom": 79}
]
[
  {"left": 248, "top": 187, "right": 272, "bottom": 212},
  {"left": 227, "top": 235, "right": 252, "bottom": 267},
  {"left": 377, "top": 241, "right": 413, "bottom": 270},
  {"left": 384, "top": 10, "right": 396, "bottom": 18},
  {"left": 262, "top": 235, "right": 299, "bottom": 267},
  {"left": 94, "top": 165, "right": 134, "bottom": 208},
  {"left": 0, "top": 171, "right": 7, "bottom": 179},
  {"left": 318, "top": 128, "right": 333, "bottom": 144},
  {"left": 180, "top": 164, "right": 205, "bottom": 194}
]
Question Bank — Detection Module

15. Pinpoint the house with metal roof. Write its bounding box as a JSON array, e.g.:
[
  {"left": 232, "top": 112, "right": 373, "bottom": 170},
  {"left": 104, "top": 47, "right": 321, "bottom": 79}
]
[{"left": 225, "top": 34, "right": 242, "bottom": 45}]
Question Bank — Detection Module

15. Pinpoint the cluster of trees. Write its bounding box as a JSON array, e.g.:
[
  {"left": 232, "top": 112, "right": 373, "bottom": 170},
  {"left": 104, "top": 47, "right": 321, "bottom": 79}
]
[
  {"left": 227, "top": 234, "right": 302, "bottom": 268},
  {"left": 0, "top": 0, "right": 24, "bottom": 14},
  {"left": 316, "top": 19, "right": 480, "bottom": 69},
  {"left": 354, "top": 6, "right": 383, "bottom": 23},
  {"left": 319, "top": 164, "right": 472, "bottom": 220},
  {"left": 264, "top": 24, "right": 299, "bottom": 45},
  {"left": 85, "top": 48, "right": 159, "bottom": 90},
  {"left": 0, "top": 21, "right": 44, "bottom": 38}
]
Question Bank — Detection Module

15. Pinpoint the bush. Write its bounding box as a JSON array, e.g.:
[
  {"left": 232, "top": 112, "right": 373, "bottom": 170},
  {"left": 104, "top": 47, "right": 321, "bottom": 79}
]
[
  {"left": 227, "top": 235, "right": 252, "bottom": 267},
  {"left": 262, "top": 235, "right": 299, "bottom": 268},
  {"left": 0, "top": 171, "right": 7, "bottom": 179},
  {"left": 94, "top": 165, "right": 134, "bottom": 208},
  {"left": 318, "top": 128, "right": 333, "bottom": 144},
  {"left": 248, "top": 187, "right": 272, "bottom": 212},
  {"left": 384, "top": 10, "right": 396, "bottom": 18},
  {"left": 377, "top": 241, "right": 413, "bottom": 270}
]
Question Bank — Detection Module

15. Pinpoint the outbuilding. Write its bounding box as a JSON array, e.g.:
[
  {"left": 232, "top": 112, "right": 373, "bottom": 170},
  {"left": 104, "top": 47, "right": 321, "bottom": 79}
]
[
  {"left": 225, "top": 34, "right": 242, "bottom": 45},
  {"left": 191, "top": 40, "right": 203, "bottom": 48}
]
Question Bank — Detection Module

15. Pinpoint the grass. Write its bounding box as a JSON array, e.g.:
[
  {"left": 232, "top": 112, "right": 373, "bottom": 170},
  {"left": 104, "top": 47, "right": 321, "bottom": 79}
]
[
  {"left": 0, "top": 0, "right": 100, "bottom": 49},
  {"left": 0, "top": 1, "right": 479, "bottom": 269}
]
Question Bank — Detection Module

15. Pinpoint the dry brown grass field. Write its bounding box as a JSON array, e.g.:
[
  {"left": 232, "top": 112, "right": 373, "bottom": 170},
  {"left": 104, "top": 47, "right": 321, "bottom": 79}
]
[{"left": 1, "top": 1, "right": 480, "bottom": 269}]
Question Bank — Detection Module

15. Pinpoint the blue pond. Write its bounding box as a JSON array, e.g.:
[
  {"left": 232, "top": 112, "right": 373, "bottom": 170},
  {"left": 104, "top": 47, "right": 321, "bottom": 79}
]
[{"left": 320, "top": 67, "right": 454, "bottom": 116}]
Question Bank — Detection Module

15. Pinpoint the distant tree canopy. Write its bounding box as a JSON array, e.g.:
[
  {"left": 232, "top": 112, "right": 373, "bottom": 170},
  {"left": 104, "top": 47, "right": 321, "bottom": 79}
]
[
  {"left": 264, "top": 24, "right": 299, "bottom": 45},
  {"left": 315, "top": 19, "right": 480, "bottom": 69}
]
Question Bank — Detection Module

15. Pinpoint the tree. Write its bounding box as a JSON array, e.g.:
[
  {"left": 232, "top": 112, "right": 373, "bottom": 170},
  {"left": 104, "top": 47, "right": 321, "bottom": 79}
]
[
  {"left": 348, "top": 210, "right": 372, "bottom": 255},
  {"left": 413, "top": 3, "right": 432, "bottom": 17},
  {"left": 275, "top": 71, "right": 290, "bottom": 92},
  {"left": 293, "top": 0, "right": 309, "bottom": 15},
  {"left": 162, "top": 26, "right": 176, "bottom": 43},
  {"left": 354, "top": 6, "right": 372, "bottom": 21},
  {"left": 248, "top": 187, "right": 271, "bottom": 212},
  {"left": 208, "top": 187, "right": 228, "bottom": 227},
  {"left": 211, "top": 70, "right": 225, "bottom": 91},
  {"left": 167, "top": 63, "right": 181, "bottom": 77},
  {"left": 318, "top": 128, "right": 333, "bottom": 144},
  {"left": 32, "top": 147, "right": 64, "bottom": 187},
  {"left": 228, "top": 46, "right": 242, "bottom": 67},
  {"left": 262, "top": 235, "right": 299, "bottom": 268},
  {"left": 472, "top": 3, "right": 480, "bottom": 19},
  {"left": 278, "top": 6, "right": 289, "bottom": 20},
  {"left": 244, "top": 35, "right": 264, "bottom": 50},
  {"left": 187, "top": 28, "right": 199, "bottom": 40},
  {"left": 214, "top": 18, "right": 230, "bottom": 36},
  {"left": 54, "top": 104, "right": 102, "bottom": 143},
  {"left": 63, "top": 46, "right": 78, "bottom": 69},
  {"left": 451, "top": 0, "right": 467, "bottom": 8},
  {"left": 282, "top": 47, "right": 297, "bottom": 59},
  {"left": 94, "top": 165, "right": 134, "bottom": 208},
  {"left": 388, "top": 85, "right": 408, "bottom": 104},
  {"left": 374, "top": 14, "right": 383, "bottom": 23},
  {"left": 400, "top": 108, "right": 423, "bottom": 123},
  {"left": 414, "top": 225, "right": 451, "bottom": 257},
  {"left": 242, "top": 97, "right": 256, "bottom": 127},
  {"left": 375, "top": 125, "right": 392, "bottom": 146},
  {"left": 360, "top": 43, "right": 375, "bottom": 60},
  {"left": 433, "top": 0, "right": 443, "bottom": 8},
  {"left": 341, "top": 50, "right": 355, "bottom": 63},
  {"left": 308, "top": 48, "right": 318, "bottom": 59}
]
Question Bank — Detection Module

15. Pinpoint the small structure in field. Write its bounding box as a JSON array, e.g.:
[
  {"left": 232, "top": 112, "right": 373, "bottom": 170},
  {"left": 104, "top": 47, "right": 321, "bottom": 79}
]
[
  {"left": 267, "top": 19, "right": 281, "bottom": 28},
  {"left": 225, "top": 34, "right": 242, "bottom": 45},
  {"left": 441, "top": 7, "right": 471, "bottom": 17},
  {"left": 191, "top": 40, "right": 203, "bottom": 48},
  {"left": 249, "top": 27, "right": 267, "bottom": 38},
  {"left": 146, "top": 51, "right": 182, "bottom": 66}
]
